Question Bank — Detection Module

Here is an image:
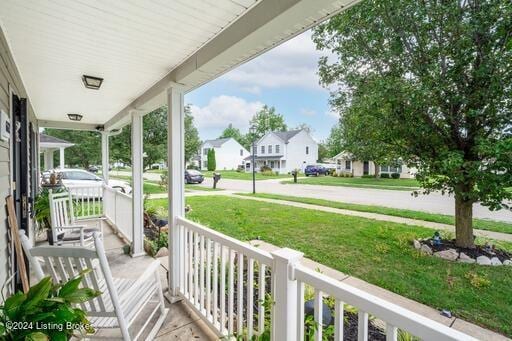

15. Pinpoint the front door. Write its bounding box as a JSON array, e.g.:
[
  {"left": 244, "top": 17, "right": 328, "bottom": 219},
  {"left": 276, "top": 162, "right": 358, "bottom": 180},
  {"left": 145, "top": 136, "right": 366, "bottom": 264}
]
[{"left": 363, "top": 161, "right": 370, "bottom": 175}]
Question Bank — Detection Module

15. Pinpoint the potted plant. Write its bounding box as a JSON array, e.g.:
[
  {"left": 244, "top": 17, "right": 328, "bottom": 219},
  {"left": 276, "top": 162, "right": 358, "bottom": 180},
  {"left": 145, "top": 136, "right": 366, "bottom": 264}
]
[
  {"left": 0, "top": 272, "right": 101, "bottom": 340},
  {"left": 34, "top": 188, "right": 64, "bottom": 245}
]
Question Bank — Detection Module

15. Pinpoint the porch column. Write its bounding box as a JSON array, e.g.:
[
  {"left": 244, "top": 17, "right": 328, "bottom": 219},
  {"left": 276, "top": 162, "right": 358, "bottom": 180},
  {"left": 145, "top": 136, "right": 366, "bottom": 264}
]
[
  {"left": 59, "top": 147, "right": 65, "bottom": 169},
  {"left": 167, "top": 85, "right": 185, "bottom": 296},
  {"left": 101, "top": 131, "right": 109, "bottom": 184},
  {"left": 131, "top": 110, "right": 145, "bottom": 257},
  {"left": 44, "top": 150, "right": 54, "bottom": 170}
]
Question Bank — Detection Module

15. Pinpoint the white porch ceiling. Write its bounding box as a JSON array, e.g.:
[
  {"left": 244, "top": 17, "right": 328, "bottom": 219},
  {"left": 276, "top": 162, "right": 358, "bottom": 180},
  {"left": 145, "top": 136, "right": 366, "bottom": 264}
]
[{"left": 0, "top": 0, "right": 358, "bottom": 129}]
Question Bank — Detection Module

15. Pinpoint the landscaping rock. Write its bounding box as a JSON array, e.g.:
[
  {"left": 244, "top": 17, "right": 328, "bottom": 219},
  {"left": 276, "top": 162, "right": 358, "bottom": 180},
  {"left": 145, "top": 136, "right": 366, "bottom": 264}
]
[
  {"left": 160, "top": 224, "right": 169, "bottom": 232},
  {"left": 420, "top": 244, "right": 433, "bottom": 255},
  {"left": 503, "top": 260, "right": 512, "bottom": 266},
  {"left": 434, "top": 248, "right": 458, "bottom": 261},
  {"left": 490, "top": 257, "right": 502, "bottom": 266},
  {"left": 458, "top": 252, "right": 476, "bottom": 264},
  {"left": 476, "top": 256, "right": 492, "bottom": 265},
  {"left": 155, "top": 247, "right": 169, "bottom": 258},
  {"left": 413, "top": 239, "right": 421, "bottom": 249}
]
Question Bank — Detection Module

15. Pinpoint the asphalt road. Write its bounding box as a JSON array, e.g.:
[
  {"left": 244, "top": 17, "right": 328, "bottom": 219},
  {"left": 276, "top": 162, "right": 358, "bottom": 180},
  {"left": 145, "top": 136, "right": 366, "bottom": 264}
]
[{"left": 117, "top": 171, "right": 512, "bottom": 223}]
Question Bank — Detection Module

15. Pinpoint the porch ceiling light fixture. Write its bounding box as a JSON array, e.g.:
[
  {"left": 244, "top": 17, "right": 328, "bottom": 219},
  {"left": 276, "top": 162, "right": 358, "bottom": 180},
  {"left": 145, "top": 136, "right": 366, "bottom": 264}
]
[
  {"left": 67, "top": 113, "right": 83, "bottom": 121},
  {"left": 82, "top": 75, "right": 103, "bottom": 90}
]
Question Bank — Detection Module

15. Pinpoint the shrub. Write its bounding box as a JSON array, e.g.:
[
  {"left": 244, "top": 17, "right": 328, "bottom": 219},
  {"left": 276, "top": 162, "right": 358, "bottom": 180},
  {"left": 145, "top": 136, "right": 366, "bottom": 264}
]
[
  {"left": 380, "top": 173, "right": 390, "bottom": 179},
  {"left": 186, "top": 164, "right": 198, "bottom": 170},
  {"left": 236, "top": 165, "right": 244, "bottom": 173},
  {"left": 260, "top": 165, "right": 272, "bottom": 172},
  {"left": 159, "top": 171, "right": 168, "bottom": 189},
  {"left": 207, "top": 149, "right": 216, "bottom": 171},
  {"left": 391, "top": 172, "right": 400, "bottom": 179},
  {"left": 361, "top": 174, "right": 374, "bottom": 178},
  {"left": 261, "top": 170, "right": 275, "bottom": 176}
]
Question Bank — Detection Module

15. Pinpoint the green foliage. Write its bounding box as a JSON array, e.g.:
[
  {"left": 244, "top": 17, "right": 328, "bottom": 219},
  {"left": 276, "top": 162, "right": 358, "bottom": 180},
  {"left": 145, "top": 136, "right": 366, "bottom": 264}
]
[
  {"left": 34, "top": 188, "right": 58, "bottom": 231},
  {"left": 207, "top": 149, "right": 216, "bottom": 171},
  {"left": 313, "top": 0, "right": 512, "bottom": 246},
  {"left": 0, "top": 274, "right": 101, "bottom": 340},
  {"left": 145, "top": 232, "right": 168, "bottom": 257},
  {"left": 44, "top": 129, "right": 100, "bottom": 168},
  {"left": 247, "top": 105, "right": 287, "bottom": 142},
  {"left": 380, "top": 173, "right": 390, "bottom": 179},
  {"left": 184, "top": 105, "right": 201, "bottom": 163},
  {"left": 391, "top": 173, "right": 400, "bottom": 179},
  {"left": 219, "top": 124, "right": 248, "bottom": 149},
  {"left": 325, "top": 123, "right": 344, "bottom": 158}
]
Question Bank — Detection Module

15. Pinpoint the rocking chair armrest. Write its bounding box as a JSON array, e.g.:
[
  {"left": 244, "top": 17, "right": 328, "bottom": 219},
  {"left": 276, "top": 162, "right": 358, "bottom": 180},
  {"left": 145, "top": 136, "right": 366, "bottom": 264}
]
[
  {"left": 118, "top": 260, "right": 162, "bottom": 301},
  {"left": 76, "top": 216, "right": 107, "bottom": 223},
  {"left": 57, "top": 224, "right": 88, "bottom": 230}
]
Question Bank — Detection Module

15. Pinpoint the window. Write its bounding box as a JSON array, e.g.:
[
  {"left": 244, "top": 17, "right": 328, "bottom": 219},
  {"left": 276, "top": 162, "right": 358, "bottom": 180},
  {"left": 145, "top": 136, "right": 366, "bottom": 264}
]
[
  {"left": 270, "top": 161, "right": 275, "bottom": 168},
  {"left": 306, "top": 146, "right": 309, "bottom": 155},
  {"left": 275, "top": 144, "right": 280, "bottom": 153},
  {"left": 261, "top": 145, "right": 265, "bottom": 154},
  {"left": 380, "top": 165, "right": 402, "bottom": 173},
  {"left": 268, "top": 145, "right": 272, "bottom": 154},
  {"left": 203, "top": 148, "right": 209, "bottom": 156},
  {"left": 345, "top": 160, "right": 351, "bottom": 170},
  {"left": 240, "top": 149, "right": 243, "bottom": 156},
  {"left": 203, "top": 161, "right": 208, "bottom": 168}
]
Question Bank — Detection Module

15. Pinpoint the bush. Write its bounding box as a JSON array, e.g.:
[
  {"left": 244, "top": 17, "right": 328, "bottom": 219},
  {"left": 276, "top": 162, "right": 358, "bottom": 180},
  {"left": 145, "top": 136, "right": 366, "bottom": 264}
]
[
  {"left": 380, "top": 173, "right": 390, "bottom": 178},
  {"left": 261, "top": 170, "right": 275, "bottom": 176},
  {"left": 260, "top": 165, "right": 272, "bottom": 172},
  {"left": 186, "top": 164, "right": 199, "bottom": 170},
  {"left": 236, "top": 165, "right": 244, "bottom": 173},
  {"left": 361, "top": 174, "right": 374, "bottom": 178},
  {"left": 391, "top": 172, "right": 400, "bottom": 179},
  {"left": 207, "top": 149, "right": 216, "bottom": 171}
]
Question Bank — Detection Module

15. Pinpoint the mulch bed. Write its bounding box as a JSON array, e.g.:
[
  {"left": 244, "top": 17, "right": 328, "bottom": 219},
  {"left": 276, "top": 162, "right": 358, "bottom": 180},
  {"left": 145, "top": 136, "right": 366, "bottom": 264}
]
[{"left": 423, "top": 238, "right": 512, "bottom": 262}]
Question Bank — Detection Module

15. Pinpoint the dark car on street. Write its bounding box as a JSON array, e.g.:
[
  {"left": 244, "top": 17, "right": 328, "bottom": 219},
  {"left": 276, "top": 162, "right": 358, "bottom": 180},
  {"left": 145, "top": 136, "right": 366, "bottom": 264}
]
[
  {"left": 185, "top": 170, "right": 204, "bottom": 184},
  {"left": 304, "top": 165, "right": 327, "bottom": 176}
]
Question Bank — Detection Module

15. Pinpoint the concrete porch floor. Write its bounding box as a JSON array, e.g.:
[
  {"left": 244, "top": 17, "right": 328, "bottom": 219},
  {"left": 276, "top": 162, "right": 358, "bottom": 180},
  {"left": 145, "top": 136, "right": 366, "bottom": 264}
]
[{"left": 36, "top": 221, "right": 217, "bottom": 340}]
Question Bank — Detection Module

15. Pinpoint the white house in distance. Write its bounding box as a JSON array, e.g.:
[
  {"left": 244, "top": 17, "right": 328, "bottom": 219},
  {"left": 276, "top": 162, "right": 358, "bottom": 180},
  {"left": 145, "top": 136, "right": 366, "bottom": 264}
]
[
  {"left": 245, "top": 129, "right": 318, "bottom": 174},
  {"left": 333, "top": 151, "right": 416, "bottom": 178},
  {"left": 200, "top": 138, "right": 249, "bottom": 171},
  {"left": 39, "top": 134, "right": 74, "bottom": 170}
]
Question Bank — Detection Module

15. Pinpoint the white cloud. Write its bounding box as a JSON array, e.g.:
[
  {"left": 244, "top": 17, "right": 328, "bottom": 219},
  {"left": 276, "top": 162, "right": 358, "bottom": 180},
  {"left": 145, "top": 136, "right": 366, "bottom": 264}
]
[
  {"left": 326, "top": 109, "right": 339, "bottom": 120},
  {"left": 240, "top": 85, "right": 261, "bottom": 95},
  {"left": 300, "top": 108, "right": 316, "bottom": 116},
  {"left": 221, "top": 30, "right": 329, "bottom": 91},
  {"left": 189, "top": 95, "right": 264, "bottom": 131}
]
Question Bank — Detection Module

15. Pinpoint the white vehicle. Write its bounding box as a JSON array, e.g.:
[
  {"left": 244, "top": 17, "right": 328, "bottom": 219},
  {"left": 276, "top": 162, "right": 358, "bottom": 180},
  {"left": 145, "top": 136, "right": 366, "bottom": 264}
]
[{"left": 49, "top": 168, "right": 132, "bottom": 194}]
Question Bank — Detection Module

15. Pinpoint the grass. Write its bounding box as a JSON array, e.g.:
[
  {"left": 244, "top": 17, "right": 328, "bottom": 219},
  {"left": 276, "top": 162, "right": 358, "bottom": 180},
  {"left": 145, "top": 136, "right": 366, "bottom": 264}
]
[
  {"left": 186, "top": 185, "right": 223, "bottom": 191},
  {"left": 282, "top": 175, "right": 420, "bottom": 190},
  {"left": 237, "top": 193, "right": 512, "bottom": 235},
  {"left": 147, "top": 196, "right": 512, "bottom": 336},
  {"left": 201, "top": 170, "right": 293, "bottom": 181}
]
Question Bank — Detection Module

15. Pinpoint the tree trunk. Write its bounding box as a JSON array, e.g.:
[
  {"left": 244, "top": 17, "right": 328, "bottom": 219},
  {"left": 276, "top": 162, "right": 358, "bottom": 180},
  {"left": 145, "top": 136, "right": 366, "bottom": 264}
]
[
  {"left": 454, "top": 194, "right": 475, "bottom": 248},
  {"left": 374, "top": 162, "right": 380, "bottom": 178}
]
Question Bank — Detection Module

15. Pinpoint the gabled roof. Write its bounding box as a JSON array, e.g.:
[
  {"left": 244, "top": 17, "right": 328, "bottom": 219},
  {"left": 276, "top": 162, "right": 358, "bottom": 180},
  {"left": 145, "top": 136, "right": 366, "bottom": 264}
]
[
  {"left": 39, "top": 134, "right": 74, "bottom": 148},
  {"left": 272, "top": 130, "right": 302, "bottom": 143},
  {"left": 202, "top": 138, "right": 232, "bottom": 148}
]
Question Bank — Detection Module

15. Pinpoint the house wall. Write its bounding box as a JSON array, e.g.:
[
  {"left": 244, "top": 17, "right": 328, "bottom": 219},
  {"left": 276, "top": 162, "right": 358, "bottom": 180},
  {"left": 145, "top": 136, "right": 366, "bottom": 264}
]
[
  {"left": 334, "top": 154, "right": 415, "bottom": 178},
  {"left": 252, "top": 133, "right": 286, "bottom": 172},
  {"left": 200, "top": 139, "right": 249, "bottom": 171},
  {"left": 0, "top": 25, "right": 38, "bottom": 295},
  {"left": 285, "top": 130, "right": 318, "bottom": 173}
]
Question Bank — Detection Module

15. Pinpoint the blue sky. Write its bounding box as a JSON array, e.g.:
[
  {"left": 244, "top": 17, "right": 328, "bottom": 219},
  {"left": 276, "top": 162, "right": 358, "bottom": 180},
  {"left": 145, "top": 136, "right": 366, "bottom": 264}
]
[{"left": 185, "top": 30, "right": 339, "bottom": 142}]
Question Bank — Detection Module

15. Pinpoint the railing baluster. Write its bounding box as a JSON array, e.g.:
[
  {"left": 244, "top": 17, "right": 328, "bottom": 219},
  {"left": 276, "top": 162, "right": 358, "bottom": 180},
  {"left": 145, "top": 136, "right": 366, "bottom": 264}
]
[
  {"left": 200, "top": 235, "right": 205, "bottom": 313},
  {"left": 237, "top": 253, "right": 244, "bottom": 335},
  {"left": 358, "top": 310, "right": 368, "bottom": 341},
  {"left": 258, "top": 263, "right": 266, "bottom": 336},
  {"left": 188, "top": 229, "right": 193, "bottom": 300},
  {"left": 334, "top": 299, "right": 344, "bottom": 341},
  {"left": 213, "top": 241, "right": 219, "bottom": 328},
  {"left": 220, "top": 245, "right": 227, "bottom": 334},
  {"left": 297, "top": 280, "right": 304, "bottom": 341},
  {"left": 228, "top": 249, "right": 235, "bottom": 336},
  {"left": 194, "top": 232, "right": 199, "bottom": 307},
  {"left": 206, "top": 238, "right": 212, "bottom": 321},
  {"left": 247, "top": 257, "right": 254, "bottom": 339},
  {"left": 386, "top": 324, "right": 398, "bottom": 341},
  {"left": 184, "top": 228, "right": 189, "bottom": 298},
  {"left": 314, "top": 289, "right": 323, "bottom": 341}
]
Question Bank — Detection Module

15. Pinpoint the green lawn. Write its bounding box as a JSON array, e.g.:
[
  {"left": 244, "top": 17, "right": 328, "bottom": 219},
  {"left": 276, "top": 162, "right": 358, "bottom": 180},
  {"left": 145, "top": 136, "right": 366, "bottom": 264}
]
[
  {"left": 282, "top": 176, "right": 420, "bottom": 190},
  {"left": 202, "top": 170, "right": 293, "bottom": 181},
  {"left": 148, "top": 196, "right": 512, "bottom": 336},
  {"left": 237, "top": 193, "right": 512, "bottom": 235},
  {"left": 186, "top": 185, "right": 223, "bottom": 191}
]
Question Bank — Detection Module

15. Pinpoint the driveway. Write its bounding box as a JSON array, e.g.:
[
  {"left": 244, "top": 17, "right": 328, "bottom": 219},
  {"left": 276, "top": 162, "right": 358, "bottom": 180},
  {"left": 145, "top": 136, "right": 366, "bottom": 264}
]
[{"left": 113, "top": 171, "right": 512, "bottom": 223}]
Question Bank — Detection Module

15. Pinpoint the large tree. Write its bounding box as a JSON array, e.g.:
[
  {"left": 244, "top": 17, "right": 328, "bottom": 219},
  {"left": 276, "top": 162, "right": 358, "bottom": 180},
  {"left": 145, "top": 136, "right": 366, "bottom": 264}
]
[
  {"left": 44, "top": 129, "right": 100, "bottom": 168},
  {"left": 247, "top": 105, "right": 287, "bottom": 142},
  {"left": 219, "top": 124, "right": 247, "bottom": 148},
  {"left": 313, "top": 0, "right": 512, "bottom": 248},
  {"left": 110, "top": 105, "right": 201, "bottom": 168}
]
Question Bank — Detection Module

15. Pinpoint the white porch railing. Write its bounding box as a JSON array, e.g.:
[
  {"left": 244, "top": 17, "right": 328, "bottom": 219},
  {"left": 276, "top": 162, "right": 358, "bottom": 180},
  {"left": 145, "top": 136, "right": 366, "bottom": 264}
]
[
  {"left": 65, "top": 184, "right": 103, "bottom": 219},
  {"left": 102, "top": 185, "right": 133, "bottom": 242},
  {"left": 174, "top": 217, "right": 475, "bottom": 341},
  {"left": 176, "top": 217, "right": 273, "bottom": 339}
]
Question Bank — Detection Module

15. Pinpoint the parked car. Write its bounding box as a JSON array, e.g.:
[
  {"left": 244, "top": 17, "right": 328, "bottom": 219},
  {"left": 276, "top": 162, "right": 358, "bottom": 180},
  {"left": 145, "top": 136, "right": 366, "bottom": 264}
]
[
  {"left": 44, "top": 168, "right": 132, "bottom": 194},
  {"left": 185, "top": 170, "right": 204, "bottom": 184},
  {"left": 88, "top": 165, "right": 99, "bottom": 173},
  {"left": 304, "top": 165, "right": 327, "bottom": 176}
]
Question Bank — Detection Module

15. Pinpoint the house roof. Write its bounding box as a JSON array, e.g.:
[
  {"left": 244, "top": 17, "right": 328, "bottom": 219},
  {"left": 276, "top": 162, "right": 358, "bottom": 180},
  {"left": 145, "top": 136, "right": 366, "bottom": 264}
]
[
  {"left": 244, "top": 155, "right": 284, "bottom": 161},
  {"left": 272, "top": 130, "right": 302, "bottom": 143},
  {"left": 39, "top": 134, "right": 74, "bottom": 149},
  {"left": 203, "top": 138, "right": 232, "bottom": 148}
]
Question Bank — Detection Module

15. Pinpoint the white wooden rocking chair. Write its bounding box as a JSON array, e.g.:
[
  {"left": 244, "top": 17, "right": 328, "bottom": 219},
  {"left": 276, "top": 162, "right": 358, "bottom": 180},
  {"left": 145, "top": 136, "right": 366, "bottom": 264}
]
[
  {"left": 20, "top": 231, "right": 168, "bottom": 340},
  {"left": 49, "top": 190, "right": 103, "bottom": 247}
]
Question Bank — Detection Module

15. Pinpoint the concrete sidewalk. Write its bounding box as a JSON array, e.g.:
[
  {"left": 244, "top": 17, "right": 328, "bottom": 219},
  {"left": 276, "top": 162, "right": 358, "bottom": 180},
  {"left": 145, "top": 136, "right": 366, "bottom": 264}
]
[
  {"left": 233, "top": 194, "right": 512, "bottom": 243},
  {"left": 248, "top": 239, "right": 508, "bottom": 341}
]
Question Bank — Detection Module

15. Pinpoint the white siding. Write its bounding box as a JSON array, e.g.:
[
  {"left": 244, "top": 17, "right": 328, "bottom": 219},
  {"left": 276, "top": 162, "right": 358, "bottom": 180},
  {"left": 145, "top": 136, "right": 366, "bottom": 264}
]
[
  {"left": 284, "top": 131, "right": 318, "bottom": 173},
  {"left": 200, "top": 138, "right": 249, "bottom": 171}
]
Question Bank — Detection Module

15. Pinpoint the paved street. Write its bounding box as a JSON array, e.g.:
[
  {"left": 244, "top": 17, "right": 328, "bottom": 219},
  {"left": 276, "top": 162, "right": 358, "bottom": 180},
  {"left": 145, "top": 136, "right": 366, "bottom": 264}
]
[{"left": 114, "top": 171, "right": 512, "bottom": 223}]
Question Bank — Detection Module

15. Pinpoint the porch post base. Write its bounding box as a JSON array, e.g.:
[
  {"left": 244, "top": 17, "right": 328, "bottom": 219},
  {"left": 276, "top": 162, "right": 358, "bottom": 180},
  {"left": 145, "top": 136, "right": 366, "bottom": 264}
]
[{"left": 130, "top": 252, "right": 146, "bottom": 258}]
